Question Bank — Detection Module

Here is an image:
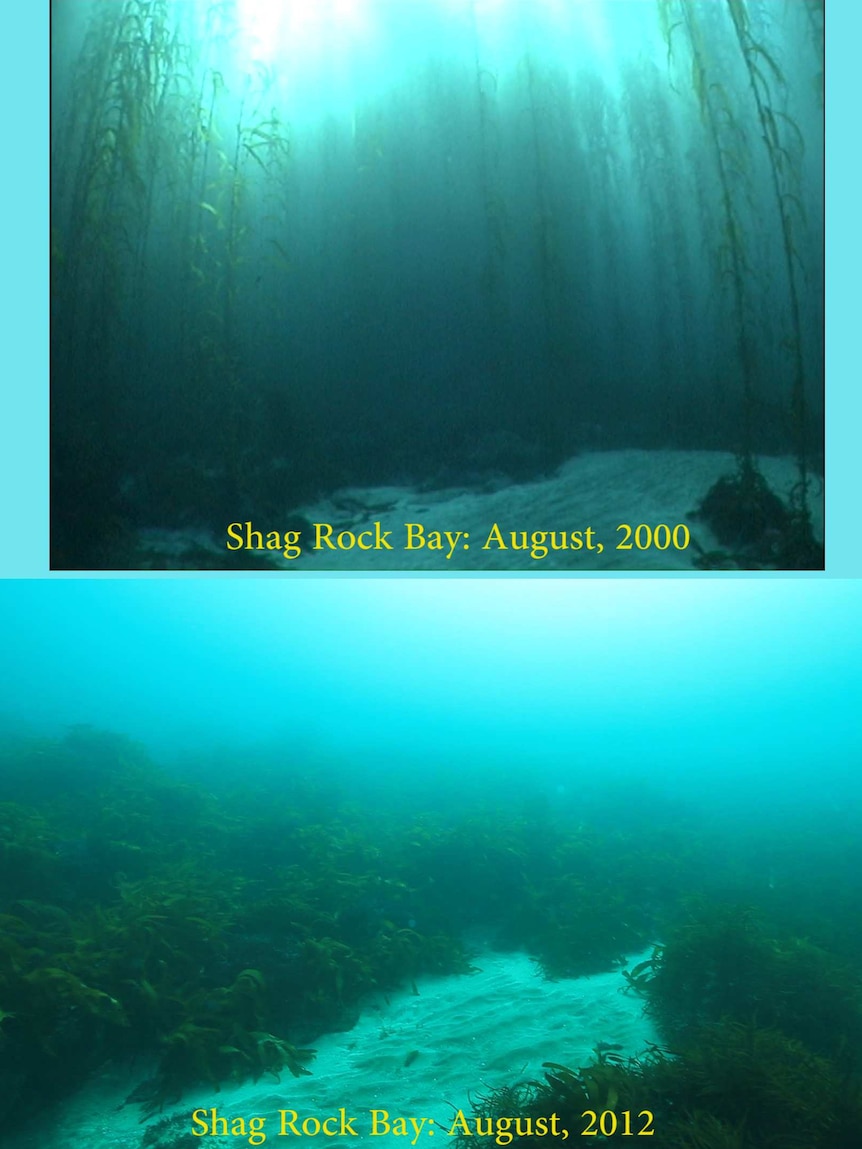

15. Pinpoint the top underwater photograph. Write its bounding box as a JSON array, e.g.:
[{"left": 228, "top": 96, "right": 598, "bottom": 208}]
[{"left": 50, "top": 0, "right": 825, "bottom": 571}]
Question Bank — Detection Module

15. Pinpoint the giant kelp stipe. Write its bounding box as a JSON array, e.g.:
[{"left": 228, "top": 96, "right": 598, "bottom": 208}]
[{"left": 50, "top": 1, "right": 824, "bottom": 568}]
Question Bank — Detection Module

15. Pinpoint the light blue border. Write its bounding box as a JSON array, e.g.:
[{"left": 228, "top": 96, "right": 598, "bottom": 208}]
[
  {"left": 3, "top": 1, "right": 854, "bottom": 579},
  {"left": 3, "top": 0, "right": 49, "bottom": 576},
  {"left": 825, "top": 0, "right": 858, "bottom": 578}
]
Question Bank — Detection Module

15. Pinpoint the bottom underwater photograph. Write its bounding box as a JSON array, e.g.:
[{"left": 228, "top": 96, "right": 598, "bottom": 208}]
[{"left": 0, "top": 579, "right": 860, "bottom": 1149}]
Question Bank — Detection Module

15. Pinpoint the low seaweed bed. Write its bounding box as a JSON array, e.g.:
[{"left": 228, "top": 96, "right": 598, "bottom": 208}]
[{"left": 1, "top": 728, "right": 858, "bottom": 1147}]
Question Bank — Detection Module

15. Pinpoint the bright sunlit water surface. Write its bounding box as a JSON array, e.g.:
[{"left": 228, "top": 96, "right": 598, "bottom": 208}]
[{"left": 1, "top": 580, "right": 858, "bottom": 812}]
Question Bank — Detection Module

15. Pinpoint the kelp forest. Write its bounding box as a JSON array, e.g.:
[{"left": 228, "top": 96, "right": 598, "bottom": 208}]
[{"left": 50, "top": 1, "right": 824, "bottom": 567}]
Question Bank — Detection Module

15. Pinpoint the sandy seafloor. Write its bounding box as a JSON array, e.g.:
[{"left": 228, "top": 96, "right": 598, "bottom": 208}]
[
  {"left": 138, "top": 449, "right": 824, "bottom": 571},
  {"left": 8, "top": 950, "right": 661, "bottom": 1149}
]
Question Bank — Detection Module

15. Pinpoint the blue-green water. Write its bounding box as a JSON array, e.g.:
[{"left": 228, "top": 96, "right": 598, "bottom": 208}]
[
  {"left": 50, "top": 0, "right": 824, "bottom": 568},
  {"left": 2, "top": 579, "right": 858, "bottom": 795},
  {"left": 1, "top": 578, "right": 860, "bottom": 1146}
]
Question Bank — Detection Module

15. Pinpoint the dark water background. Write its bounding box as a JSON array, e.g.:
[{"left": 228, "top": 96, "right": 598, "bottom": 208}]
[{"left": 50, "top": 1, "right": 824, "bottom": 565}]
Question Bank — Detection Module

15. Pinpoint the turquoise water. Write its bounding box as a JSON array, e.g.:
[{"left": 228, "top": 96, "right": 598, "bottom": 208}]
[
  {"left": 1, "top": 578, "right": 860, "bottom": 1145},
  {"left": 2, "top": 579, "right": 859, "bottom": 797}
]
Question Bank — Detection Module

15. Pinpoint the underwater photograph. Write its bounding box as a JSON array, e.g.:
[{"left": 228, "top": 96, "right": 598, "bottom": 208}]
[
  {"left": 50, "top": 0, "right": 824, "bottom": 572},
  {"left": 0, "top": 577, "right": 859, "bottom": 1147}
]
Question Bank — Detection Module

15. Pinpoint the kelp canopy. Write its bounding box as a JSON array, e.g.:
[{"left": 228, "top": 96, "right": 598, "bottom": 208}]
[{"left": 50, "top": 0, "right": 823, "bottom": 566}]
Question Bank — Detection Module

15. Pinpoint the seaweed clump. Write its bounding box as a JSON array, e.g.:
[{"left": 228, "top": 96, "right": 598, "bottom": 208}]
[
  {"left": 461, "top": 899, "right": 862, "bottom": 1148},
  {"left": 693, "top": 457, "right": 822, "bottom": 570},
  {"left": 128, "top": 969, "right": 314, "bottom": 1119},
  {"left": 456, "top": 1001, "right": 862, "bottom": 1147}
]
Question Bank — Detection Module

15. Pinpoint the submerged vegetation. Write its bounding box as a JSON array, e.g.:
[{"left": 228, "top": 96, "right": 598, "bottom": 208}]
[
  {"left": 51, "top": 1, "right": 823, "bottom": 568},
  {"left": 660, "top": 0, "right": 823, "bottom": 569},
  {"left": 1, "top": 726, "right": 859, "bottom": 1142},
  {"left": 456, "top": 906, "right": 862, "bottom": 1147},
  {"left": 459, "top": 1018, "right": 862, "bottom": 1147}
]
